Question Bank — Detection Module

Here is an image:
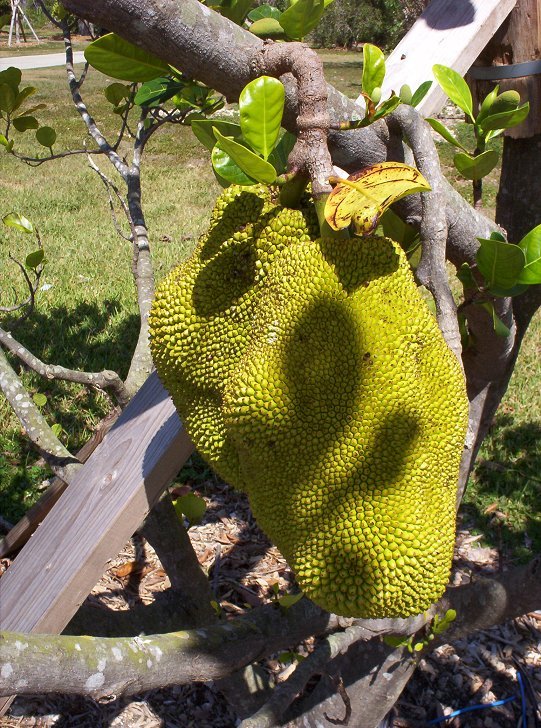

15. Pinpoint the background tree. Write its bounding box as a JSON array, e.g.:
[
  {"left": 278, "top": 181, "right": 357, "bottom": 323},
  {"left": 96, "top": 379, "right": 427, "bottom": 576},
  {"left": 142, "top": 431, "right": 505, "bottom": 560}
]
[{"left": 0, "top": 0, "right": 540, "bottom": 726}]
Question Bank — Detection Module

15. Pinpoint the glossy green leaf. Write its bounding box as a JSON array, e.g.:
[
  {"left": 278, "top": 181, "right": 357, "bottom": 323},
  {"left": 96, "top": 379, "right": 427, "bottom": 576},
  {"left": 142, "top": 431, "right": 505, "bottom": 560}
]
[
  {"left": 249, "top": 16, "right": 288, "bottom": 39},
  {"left": 134, "top": 76, "right": 183, "bottom": 107},
  {"left": 268, "top": 131, "right": 296, "bottom": 175},
  {"left": 104, "top": 82, "right": 131, "bottom": 106},
  {"left": 13, "top": 115, "right": 39, "bottom": 132},
  {"left": 213, "top": 127, "right": 277, "bottom": 184},
  {"left": 25, "top": 248, "right": 45, "bottom": 269},
  {"left": 239, "top": 76, "right": 285, "bottom": 160},
  {"left": 85, "top": 33, "right": 169, "bottom": 82},
  {"left": 489, "top": 230, "right": 507, "bottom": 242},
  {"left": 479, "top": 102, "right": 529, "bottom": 132},
  {"left": 433, "top": 64, "right": 473, "bottom": 119},
  {"left": 279, "top": 0, "right": 334, "bottom": 40},
  {"left": 453, "top": 150, "right": 499, "bottom": 181},
  {"left": 219, "top": 0, "right": 253, "bottom": 25},
  {"left": 248, "top": 4, "right": 282, "bottom": 21},
  {"left": 12, "top": 86, "right": 36, "bottom": 113},
  {"left": 3, "top": 212, "right": 34, "bottom": 233},
  {"left": 173, "top": 493, "right": 207, "bottom": 526},
  {"left": 211, "top": 144, "right": 257, "bottom": 186},
  {"left": 362, "top": 43, "right": 385, "bottom": 98},
  {"left": 517, "top": 224, "right": 541, "bottom": 284},
  {"left": 0, "top": 67, "right": 21, "bottom": 92},
  {"left": 476, "top": 237, "right": 525, "bottom": 289},
  {"left": 476, "top": 84, "right": 499, "bottom": 125},
  {"left": 399, "top": 84, "right": 412, "bottom": 104},
  {"left": 0, "top": 133, "right": 9, "bottom": 148},
  {"left": 33, "top": 393, "right": 47, "bottom": 407},
  {"left": 426, "top": 118, "right": 468, "bottom": 151},
  {"left": 371, "top": 95, "right": 401, "bottom": 122},
  {"left": 478, "top": 301, "right": 511, "bottom": 338},
  {"left": 0, "top": 83, "right": 16, "bottom": 114},
  {"left": 381, "top": 209, "right": 419, "bottom": 249},
  {"left": 192, "top": 119, "right": 242, "bottom": 151},
  {"left": 410, "top": 80, "right": 432, "bottom": 107},
  {"left": 36, "top": 126, "right": 57, "bottom": 148}
]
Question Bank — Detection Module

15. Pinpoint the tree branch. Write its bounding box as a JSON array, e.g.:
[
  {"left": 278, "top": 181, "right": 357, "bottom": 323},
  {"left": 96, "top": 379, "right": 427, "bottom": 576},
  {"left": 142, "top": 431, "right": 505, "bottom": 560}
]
[
  {"left": 0, "top": 345, "right": 80, "bottom": 483},
  {"left": 0, "top": 327, "right": 130, "bottom": 407},
  {"left": 2, "top": 557, "right": 539, "bottom": 700}
]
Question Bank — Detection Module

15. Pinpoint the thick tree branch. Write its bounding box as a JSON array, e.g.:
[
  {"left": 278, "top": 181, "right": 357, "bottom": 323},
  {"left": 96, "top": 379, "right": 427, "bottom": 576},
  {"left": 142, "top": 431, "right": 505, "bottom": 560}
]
[
  {"left": 2, "top": 557, "right": 539, "bottom": 700},
  {"left": 0, "top": 327, "right": 130, "bottom": 407}
]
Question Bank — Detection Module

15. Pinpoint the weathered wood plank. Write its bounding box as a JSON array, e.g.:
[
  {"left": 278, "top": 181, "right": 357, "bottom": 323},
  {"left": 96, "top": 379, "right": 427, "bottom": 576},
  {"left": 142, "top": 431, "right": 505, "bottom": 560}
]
[
  {"left": 363, "top": 0, "right": 518, "bottom": 117},
  {"left": 0, "top": 371, "right": 193, "bottom": 635}
]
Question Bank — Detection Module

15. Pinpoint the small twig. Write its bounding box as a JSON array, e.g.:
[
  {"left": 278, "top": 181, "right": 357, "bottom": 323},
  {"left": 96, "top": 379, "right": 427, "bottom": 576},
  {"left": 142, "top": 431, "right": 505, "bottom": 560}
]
[
  {"left": 10, "top": 147, "right": 106, "bottom": 167},
  {"left": 324, "top": 676, "right": 352, "bottom": 725},
  {"left": 1, "top": 251, "right": 42, "bottom": 323},
  {"left": 87, "top": 155, "right": 133, "bottom": 241},
  {"left": 0, "top": 327, "right": 130, "bottom": 407}
]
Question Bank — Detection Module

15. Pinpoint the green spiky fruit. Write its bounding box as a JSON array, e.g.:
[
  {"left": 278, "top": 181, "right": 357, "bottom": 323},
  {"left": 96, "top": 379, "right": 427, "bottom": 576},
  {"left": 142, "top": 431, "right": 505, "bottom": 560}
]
[{"left": 150, "top": 185, "right": 468, "bottom": 618}]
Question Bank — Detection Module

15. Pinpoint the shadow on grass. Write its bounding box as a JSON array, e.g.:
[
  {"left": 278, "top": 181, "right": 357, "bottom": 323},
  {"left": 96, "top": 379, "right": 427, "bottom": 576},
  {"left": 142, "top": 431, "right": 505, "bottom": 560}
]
[
  {"left": 1, "top": 298, "right": 139, "bottom": 522},
  {"left": 461, "top": 415, "right": 541, "bottom": 558}
]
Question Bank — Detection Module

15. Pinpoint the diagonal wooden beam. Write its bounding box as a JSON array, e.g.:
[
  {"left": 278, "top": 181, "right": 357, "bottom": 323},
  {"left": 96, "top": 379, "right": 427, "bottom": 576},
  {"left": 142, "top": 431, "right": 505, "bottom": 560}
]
[
  {"left": 365, "top": 0, "right": 518, "bottom": 117},
  {"left": 0, "top": 371, "right": 193, "bottom": 637}
]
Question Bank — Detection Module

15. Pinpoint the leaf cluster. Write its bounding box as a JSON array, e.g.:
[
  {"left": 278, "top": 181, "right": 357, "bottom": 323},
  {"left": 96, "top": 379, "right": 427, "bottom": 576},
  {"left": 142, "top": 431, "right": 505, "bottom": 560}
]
[
  {"left": 0, "top": 67, "right": 56, "bottom": 154},
  {"left": 428, "top": 65, "right": 529, "bottom": 182}
]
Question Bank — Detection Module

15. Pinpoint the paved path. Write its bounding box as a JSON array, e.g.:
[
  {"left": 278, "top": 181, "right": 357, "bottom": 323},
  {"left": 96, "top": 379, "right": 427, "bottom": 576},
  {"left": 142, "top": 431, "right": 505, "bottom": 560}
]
[{"left": 0, "top": 51, "right": 85, "bottom": 71}]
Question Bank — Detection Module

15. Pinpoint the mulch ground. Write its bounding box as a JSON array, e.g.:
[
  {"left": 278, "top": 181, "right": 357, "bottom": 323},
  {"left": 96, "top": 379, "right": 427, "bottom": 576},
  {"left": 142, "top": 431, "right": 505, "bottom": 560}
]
[{"left": 1, "top": 477, "right": 540, "bottom": 728}]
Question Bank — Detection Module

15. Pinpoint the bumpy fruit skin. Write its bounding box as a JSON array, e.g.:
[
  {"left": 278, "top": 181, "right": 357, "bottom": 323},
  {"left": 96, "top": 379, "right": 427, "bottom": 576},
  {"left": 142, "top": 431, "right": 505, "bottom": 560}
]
[{"left": 150, "top": 185, "right": 469, "bottom": 618}]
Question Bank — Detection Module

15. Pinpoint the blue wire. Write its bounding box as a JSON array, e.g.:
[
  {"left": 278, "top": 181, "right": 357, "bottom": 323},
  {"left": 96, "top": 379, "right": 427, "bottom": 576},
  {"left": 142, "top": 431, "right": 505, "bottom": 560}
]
[
  {"left": 517, "top": 670, "right": 528, "bottom": 727},
  {"left": 426, "top": 695, "right": 517, "bottom": 725}
]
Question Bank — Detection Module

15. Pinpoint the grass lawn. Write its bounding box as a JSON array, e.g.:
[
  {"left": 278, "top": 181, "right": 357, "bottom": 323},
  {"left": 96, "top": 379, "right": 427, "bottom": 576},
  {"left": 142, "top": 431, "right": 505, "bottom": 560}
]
[{"left": 0, "top": 48, "right": 539, "bottom": 557}]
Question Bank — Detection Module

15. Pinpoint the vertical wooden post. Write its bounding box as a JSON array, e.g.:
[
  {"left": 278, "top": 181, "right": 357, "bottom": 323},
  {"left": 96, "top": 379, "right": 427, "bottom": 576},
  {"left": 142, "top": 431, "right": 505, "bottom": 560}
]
[{"left": 469, "top": 0, "right": 541, "bottom": 239}]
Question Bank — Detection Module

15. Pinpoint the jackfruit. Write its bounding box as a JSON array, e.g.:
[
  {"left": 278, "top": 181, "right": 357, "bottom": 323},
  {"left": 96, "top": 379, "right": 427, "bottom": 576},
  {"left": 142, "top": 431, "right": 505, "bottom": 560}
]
[{"left": 149, "top": 184, "right": 468, "bottom": 618}]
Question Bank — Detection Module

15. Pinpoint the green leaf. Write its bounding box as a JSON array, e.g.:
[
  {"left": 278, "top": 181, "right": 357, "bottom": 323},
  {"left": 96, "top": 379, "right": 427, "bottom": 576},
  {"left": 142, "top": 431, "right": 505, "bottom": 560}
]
[
  {"left": 476, "top": 84, "right": 499, "bottom": 125},
  {"left": 278, "top": 592, "right": 303, "bottom": 609},
  {"left": 456, "top": 262, "right": 477, "bottom": 290},
  {"left": 51, "top": 423, "right": 63, "bottom": 438},
  {"left": 517, "top": 224, "right": 541, "bottom": 284},
  {"left": 453, "top": 150, "right": 499, "bottom": 181},
  {"left": 383, "top": 635, "right": 410, "bottom": 648},
  {"left": 249, "top": 17, "right": 288, "bottom": 39},
  {"left": 13, "top": 115, "right": 39, "bottom": 132},
  {"left": 399, "top": 84, "right": 412, "bottom": 104},
  {"left": 213, "top": 127, "right": 277, "bottom": 184},
  {"left": 489, "top": 230, "right": 507, "bottom": 242},
  {"left": 134, "top": 76, "right": 183, "bottom": 107},
  {"left": 0, "top": 83, "right": 16, "bottom": 114},
  {"left": 3, "top": 212, "right": 34, "bottom": 233},
  {"left": 413, "top": 642, "right": 425, "bottom": 652},
  {"left": 479, "top": 102, "right": 529, "bottom": 132},
  {"left": 425, "top": 118, "right": 468, "bottom": 151},
  {"left": 279, "top": 0, "right": 334, "bottom": 40},
  {"left": 410, "top": 80, "right": 432, "bottom": 108},
  {"left": 248, "top": 4, "right": 282, "bottom": 21},
  {"left": 362, "top": 43, "right": 385, "bottom": 98},
  {"left": 433, "top": 64, "right": 473, "bottom": 119},
  {"left": 211, "top": 144, "right": 257, "bottom": 186},
  {"left": 381, "top": 209, "right": 419, "bottom": 249},
  {"left": 268, "top": 131, "right": 296, "bottom": 175},
  {"left": 36, "top": 126, "right": 57, "bottom": 148},
  {"left": 17, "top": 103, "right": 46, "bottom": 117},
  {"left": 25, "top": 249, "right": 45, "bottom": 269},
  {"left": 0, "top": 67, "right": 21, "bottom": 92},
  {"left": 104, "top": 82, "right": 131, "bottom": 106},
  {"left": 371, "top": 95, "right": 401, "bottom": 122},
  {"left": 239, "top": 76, "right": 285, "bottom": 160},
  {"left": 172, "top": 493, "right": 207, "bottom": 526},
  {"left": 192, "top": 119, "right": 242, "bottom": 151},
  {"left": 219, "top": 0, "right": 253, "bottom": 25},
  {"left": 478, "top": 301, "right": 511, "bottom": 338},
  {"left": 476, "top": 237, "right": 525, "bottom": 289},
  {"left": 33, "top": 393, "right": 47, "bottom": 407},
  {"left": 84, "top": 33, "right": 169, "bottom": 82},
  {"left": 12, "top": 86, "right": 36, "bottom": 113},
  {"left": 0, "top": 133, "right": 9, "bottom": 148}
]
